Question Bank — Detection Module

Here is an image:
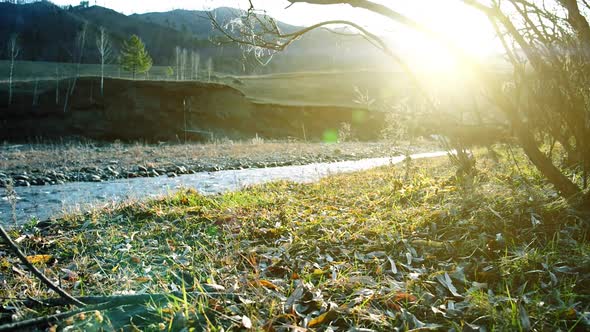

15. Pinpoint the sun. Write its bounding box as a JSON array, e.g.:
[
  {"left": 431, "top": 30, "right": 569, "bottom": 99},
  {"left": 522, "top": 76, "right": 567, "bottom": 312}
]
[{"left": 377, "top": 1, "right": 499, "bottom": 74}]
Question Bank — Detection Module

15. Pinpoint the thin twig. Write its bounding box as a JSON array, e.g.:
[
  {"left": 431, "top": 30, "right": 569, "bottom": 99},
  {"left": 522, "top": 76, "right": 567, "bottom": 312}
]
[
  {"left": 16, "top": 291, "right": 243, "bottom": 308},
  {"left": 0, "top": 301, "right": 116, "bottom": 332},
  {"left": 0, "top": 225, "right": 85, "bottom": 307},
  {"left": 507, "top": 144, "right": 533, "bottom": 188}
]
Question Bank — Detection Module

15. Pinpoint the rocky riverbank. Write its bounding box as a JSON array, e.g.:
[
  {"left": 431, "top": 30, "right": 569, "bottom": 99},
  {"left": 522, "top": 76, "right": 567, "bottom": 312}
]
[{"left": 0, "top": 141, "right": 435, "bottom": 187}]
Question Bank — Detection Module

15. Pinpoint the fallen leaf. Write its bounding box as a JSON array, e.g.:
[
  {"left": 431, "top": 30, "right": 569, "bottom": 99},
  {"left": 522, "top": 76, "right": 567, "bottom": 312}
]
[
  {"left": 242, "top": 315, "right": 252, "bottom": 329},
  {"left": 394, "top": 292, "right": 418, "bottom": 303},
  {"left": 406, "top": 252, "right": 413, "bottom": 265},
  {"left": 519, "top": 303, "right": 531, "bottom": 331},
  {"left": 0, "top": 259, "right": 12, "bottom": 269},
  {"left": 312, "top": 268, "right": 326, "bottom": 276},
  {"left": 308, "top": 310, "right": 337, "bottom": 328},
  {"left": 255, "top": 279, "right": 279, "bottom": 290},
  {"left": 204, "top": 283, "right": 225, "bottom": 291},
  {"left": 26, "top": 254, "right": 53, "bottom": 265},
  {"left": 387, "top": 256, "right": 398, "bottom": 274},
  {"left": 11, "top": 265, "right": 26, "bottom": 276},
  {"left": 238, "top": 296, "right": 255, "bottom": 305},
  {"left": 435, "top": 273, "right": 462, "bottom": 297}
]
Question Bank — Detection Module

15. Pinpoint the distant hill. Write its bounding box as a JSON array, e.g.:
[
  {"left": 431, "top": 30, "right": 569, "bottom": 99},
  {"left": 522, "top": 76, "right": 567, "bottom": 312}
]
[
  {"left": 0, "top": 1, "right": 84, "bottom": 62},
  {"left": 0, "top": 1, "right": 387, "bottom": 74},
  {"left": 0, "top": 1, "right": 216, "bottom": 65},
  {"left": 73, "top": 5, "right": 220, "bottom": 64},
  {"left": 131, "top": 7, "right": 279, "bottom": 39}
]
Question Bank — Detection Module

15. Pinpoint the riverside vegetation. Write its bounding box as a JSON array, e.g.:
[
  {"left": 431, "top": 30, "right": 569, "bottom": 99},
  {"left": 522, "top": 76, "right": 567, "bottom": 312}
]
[{"left": 0, "top": 147, "right": 588, "bottom": 331}]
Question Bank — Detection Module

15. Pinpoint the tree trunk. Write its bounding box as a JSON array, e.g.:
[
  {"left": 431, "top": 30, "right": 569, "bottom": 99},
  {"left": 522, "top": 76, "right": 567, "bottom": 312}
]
[
  {"left": 55, "top": 66, "right": 59, "bottom": 105},
  {"left": 100, "top": 60, "right": 104, "bottom": 96},
  {"left": 8, "top": 57, "right": 14, "bottom": 105},
  {"left": 513, "top": 120, "right": 581, "bottom": 198}
]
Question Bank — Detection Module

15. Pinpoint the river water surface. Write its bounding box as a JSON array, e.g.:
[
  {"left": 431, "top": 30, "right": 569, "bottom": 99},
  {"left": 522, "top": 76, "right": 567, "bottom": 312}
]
[{"left": 0, "top": 151, "right": 447, "bottom": 224}]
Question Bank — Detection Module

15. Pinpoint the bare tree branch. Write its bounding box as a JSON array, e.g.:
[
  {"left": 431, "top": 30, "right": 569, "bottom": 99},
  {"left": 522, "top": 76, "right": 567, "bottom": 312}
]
[
  {"left": 210, "top": 0, "right": 588, "bottom": 199},
  {"left": 0, "top": 225, "right": 85, "bottom": 307}
]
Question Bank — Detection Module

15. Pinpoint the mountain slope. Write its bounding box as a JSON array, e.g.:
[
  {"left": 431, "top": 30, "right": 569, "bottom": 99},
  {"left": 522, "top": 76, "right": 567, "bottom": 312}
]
[
  {"left": 0, "top": 1, "right": 86, "bottom": 61},
  {"left": 73, "top": 5, "right": 217, "bottom": 64},
  {"left": 0, "top": 2, "right": 386, "bottom": 74},
  {"left": 0, "top": 2, "right": 216, "bottom": 65},
  {"left": 132, "top": 7, "right": 300, "bottom": 39}
]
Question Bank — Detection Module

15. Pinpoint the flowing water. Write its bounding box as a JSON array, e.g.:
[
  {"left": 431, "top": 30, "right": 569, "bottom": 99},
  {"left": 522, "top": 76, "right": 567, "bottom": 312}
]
[{"left": 0, "top": 151, "right": 447, "bottom": 224}]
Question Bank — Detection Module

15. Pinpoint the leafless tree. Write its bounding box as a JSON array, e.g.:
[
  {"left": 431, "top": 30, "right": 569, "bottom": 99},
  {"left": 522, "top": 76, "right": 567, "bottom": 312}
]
[
  {"left": 191, "top": 50, "right": 200, "bottom": 80},
  {"left": 96, "top": 26, "right": 112, "bottom": 96},
  {"left": 181, "top": 48, "right": 188, "bottom": 80},
  {"left": 206, "top": 57, "right": 213, "bottom": 82},
  {"left": 7, "top": 33, "right": 20, "bottom": 105},
  {"left": 55, "top": 65, "right": 60, "bottom": 105},
  {"left": 64, "top": 22, "right": 88, "bottom": 112},
  {"left": 70, "top": 22, "right": 88, "bottom": 95},
  {"left": 175, "top": 46, "right": 181, "bottom": 81},
  {"left": 210, "top": 0, "right": 589, "bottom": 204}
]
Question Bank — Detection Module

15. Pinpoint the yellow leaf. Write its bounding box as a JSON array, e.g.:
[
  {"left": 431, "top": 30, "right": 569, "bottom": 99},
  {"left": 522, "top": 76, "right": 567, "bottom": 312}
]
[
  {"left": 257, "top": 279, "right": 279, "bottom": 290},
  {"left": 312, "top": 268, "right": 326, "bottom": 276},
  {"left": 161, "top": 308, "right": 174, "bottom": 314},
  {"left": 134, "top": 276, "right": 151, "bottom": 283},
  {"left": 308, "top": 310, "right": 337, "bottom": 328},
  {"left": 562, "top": 308, "right": 577, "bottom": 319},
  {"left": 26, "top": 255, "right": 53, "bottom": 265},
  {"left": 0, "top": 259, "right": 11, "bottom": 269}
]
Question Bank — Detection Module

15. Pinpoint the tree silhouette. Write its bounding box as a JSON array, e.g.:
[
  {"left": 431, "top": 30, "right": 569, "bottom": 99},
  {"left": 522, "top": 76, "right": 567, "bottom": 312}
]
[{"left": 120, "top": 35, "right": 152, "bottom": 79}]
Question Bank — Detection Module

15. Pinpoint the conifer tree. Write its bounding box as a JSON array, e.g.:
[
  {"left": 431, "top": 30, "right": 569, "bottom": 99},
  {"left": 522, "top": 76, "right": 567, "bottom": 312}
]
[{"left": 120, "top": 35, "right": 152, "bottom": 79}]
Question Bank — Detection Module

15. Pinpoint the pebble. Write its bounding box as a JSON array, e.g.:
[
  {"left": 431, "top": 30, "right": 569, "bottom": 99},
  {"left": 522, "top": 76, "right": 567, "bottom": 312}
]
[
  {"left": 14, "top": 175, "right": 30, "bottom": 181},
  {"left": 54, "top": 173, "right": 66, "bottom": 180},
  {"left": 15, "top": 179, "right": 30, "bottom": 187}
]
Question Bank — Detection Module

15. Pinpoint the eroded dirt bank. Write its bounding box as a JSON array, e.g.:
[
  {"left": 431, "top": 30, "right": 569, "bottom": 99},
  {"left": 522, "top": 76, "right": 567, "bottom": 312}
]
[{"left": 0, "top": 77, "right": 385, "bottom": 141}]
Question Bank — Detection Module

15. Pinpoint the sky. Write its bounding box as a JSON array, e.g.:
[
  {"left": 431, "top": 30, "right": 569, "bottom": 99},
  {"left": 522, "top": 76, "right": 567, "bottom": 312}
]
[{"left": 51, "top": 0, "right": 501, "bottom": 68}]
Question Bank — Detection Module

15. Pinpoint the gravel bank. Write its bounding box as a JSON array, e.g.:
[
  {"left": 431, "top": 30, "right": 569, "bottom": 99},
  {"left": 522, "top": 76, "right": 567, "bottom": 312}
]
[{"left": 0, "top": 141, "right": 436, "bottom": 187}]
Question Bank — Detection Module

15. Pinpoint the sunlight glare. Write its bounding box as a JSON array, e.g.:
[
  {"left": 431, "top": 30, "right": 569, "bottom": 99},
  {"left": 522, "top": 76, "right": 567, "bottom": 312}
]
[{"left": 375, "top": 1, "right": 498, "bottom": 75}]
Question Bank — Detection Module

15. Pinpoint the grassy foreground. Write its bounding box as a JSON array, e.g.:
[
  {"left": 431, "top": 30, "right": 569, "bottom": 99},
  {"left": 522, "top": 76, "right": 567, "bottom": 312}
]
[{"left": 0, "top": 149, "right": 588, "bottom": 331}]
